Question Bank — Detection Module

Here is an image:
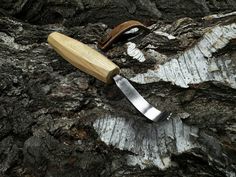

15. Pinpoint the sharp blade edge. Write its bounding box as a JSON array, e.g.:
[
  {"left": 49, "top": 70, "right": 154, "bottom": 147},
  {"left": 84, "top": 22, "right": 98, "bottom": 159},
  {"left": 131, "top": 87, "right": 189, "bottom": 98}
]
[{"left": 113, "top": 74, "right": 169, "bottom": 122}]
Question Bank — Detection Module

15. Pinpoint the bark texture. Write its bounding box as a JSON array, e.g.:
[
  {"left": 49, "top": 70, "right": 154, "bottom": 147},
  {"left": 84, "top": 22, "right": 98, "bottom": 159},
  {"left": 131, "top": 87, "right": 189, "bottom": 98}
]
[
  {"left": 1, "top": 0, "right": 236, "bottom": 26},
  {"left": 0, "top": 1, "right": 236, "bottom": 177}
]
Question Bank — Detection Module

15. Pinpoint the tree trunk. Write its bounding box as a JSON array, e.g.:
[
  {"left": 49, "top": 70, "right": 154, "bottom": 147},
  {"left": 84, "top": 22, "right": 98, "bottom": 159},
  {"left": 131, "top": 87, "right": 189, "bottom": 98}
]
[{"left": 0, "top": 1, "right": 236, "bottom": 177}]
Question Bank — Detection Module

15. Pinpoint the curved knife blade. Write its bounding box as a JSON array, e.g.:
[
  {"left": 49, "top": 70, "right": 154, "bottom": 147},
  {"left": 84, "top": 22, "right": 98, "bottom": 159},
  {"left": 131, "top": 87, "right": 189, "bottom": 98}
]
[{"left": 113, "top": 75, "right": 171, "bottom": 122}]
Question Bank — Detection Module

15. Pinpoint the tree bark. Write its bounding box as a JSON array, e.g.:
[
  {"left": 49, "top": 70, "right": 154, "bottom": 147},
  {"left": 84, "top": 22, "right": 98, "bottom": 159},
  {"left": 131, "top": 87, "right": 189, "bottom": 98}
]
[
  {"left": 0, "top": 1, "right": 236, "bottom": 177},
  {"left": 1, "top": 0, "right": 236, "bottom": 26}
]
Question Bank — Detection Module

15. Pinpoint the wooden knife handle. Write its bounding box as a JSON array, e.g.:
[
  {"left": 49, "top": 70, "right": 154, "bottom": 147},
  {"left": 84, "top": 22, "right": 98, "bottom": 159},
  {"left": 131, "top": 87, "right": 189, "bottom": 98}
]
[{"left": 48, "top": 32, "right": 120, "bottom": 83}]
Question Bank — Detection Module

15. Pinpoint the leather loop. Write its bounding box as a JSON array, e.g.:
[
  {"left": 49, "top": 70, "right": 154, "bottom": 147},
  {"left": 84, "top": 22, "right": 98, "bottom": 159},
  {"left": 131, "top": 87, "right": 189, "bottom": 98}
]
[{"left": 98, "top": 20, "right": 149, "bottom": 51}]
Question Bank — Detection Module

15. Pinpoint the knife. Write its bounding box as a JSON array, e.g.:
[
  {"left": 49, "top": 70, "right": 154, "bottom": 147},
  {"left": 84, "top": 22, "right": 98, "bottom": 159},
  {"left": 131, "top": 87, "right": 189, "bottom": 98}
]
[{"left": 47, "top": 32, "right": 171, "bottom": 122}]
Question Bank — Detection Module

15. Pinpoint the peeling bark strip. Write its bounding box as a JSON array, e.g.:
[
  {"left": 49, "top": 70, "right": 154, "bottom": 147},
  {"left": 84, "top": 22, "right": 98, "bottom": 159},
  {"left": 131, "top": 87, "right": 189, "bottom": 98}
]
[
  {"left": 130, "top": 23, "right": 236, "bottom": 89},
  {"left": 93, "top": 114, "right": 236, "bottom": 175},
  {"left": 93, "top": 115, "right": 199, "bottom": 169},
  {"left": 126, "top": 42, "right": 146, "bottom": 62},
  {"left": 203, "top": 11, "right": 236, "bottom": 20}
]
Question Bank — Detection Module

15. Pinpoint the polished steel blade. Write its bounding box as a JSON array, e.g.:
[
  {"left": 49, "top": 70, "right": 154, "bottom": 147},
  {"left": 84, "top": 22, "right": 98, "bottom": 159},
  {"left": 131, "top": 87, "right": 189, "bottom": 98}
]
[{"left": 113, "top": 75, "right": 170, "bottom": 122}]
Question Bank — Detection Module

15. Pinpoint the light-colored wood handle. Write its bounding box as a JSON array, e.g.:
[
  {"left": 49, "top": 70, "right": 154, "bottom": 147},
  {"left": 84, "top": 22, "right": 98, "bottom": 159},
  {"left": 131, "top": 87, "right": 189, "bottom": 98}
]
[{"left": 48, "top": 32, "right": 120, "bottom": 83}]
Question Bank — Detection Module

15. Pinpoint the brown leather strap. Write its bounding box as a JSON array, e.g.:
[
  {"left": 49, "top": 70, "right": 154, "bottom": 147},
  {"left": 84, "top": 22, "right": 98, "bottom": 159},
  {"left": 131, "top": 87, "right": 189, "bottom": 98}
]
[{"left": 98, "top": 20, "right": 149, "bottom": 51}]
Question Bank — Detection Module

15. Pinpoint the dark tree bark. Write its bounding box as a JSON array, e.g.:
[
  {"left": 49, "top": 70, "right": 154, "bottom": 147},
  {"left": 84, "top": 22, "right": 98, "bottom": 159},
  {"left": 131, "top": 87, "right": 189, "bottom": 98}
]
[
  {"left": 1, "top": 0, "right": 236, "bottom": 26},
  {"left": 0, "top": 1, "right": 236, "bottom": 177}
]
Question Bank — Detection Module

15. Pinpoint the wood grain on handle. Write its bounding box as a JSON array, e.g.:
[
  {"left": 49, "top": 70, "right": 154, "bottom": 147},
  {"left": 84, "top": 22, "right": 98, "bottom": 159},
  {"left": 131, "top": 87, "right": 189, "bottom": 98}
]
[{"left": 48, "top": 32, "right": 120, "bottom": 83}]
